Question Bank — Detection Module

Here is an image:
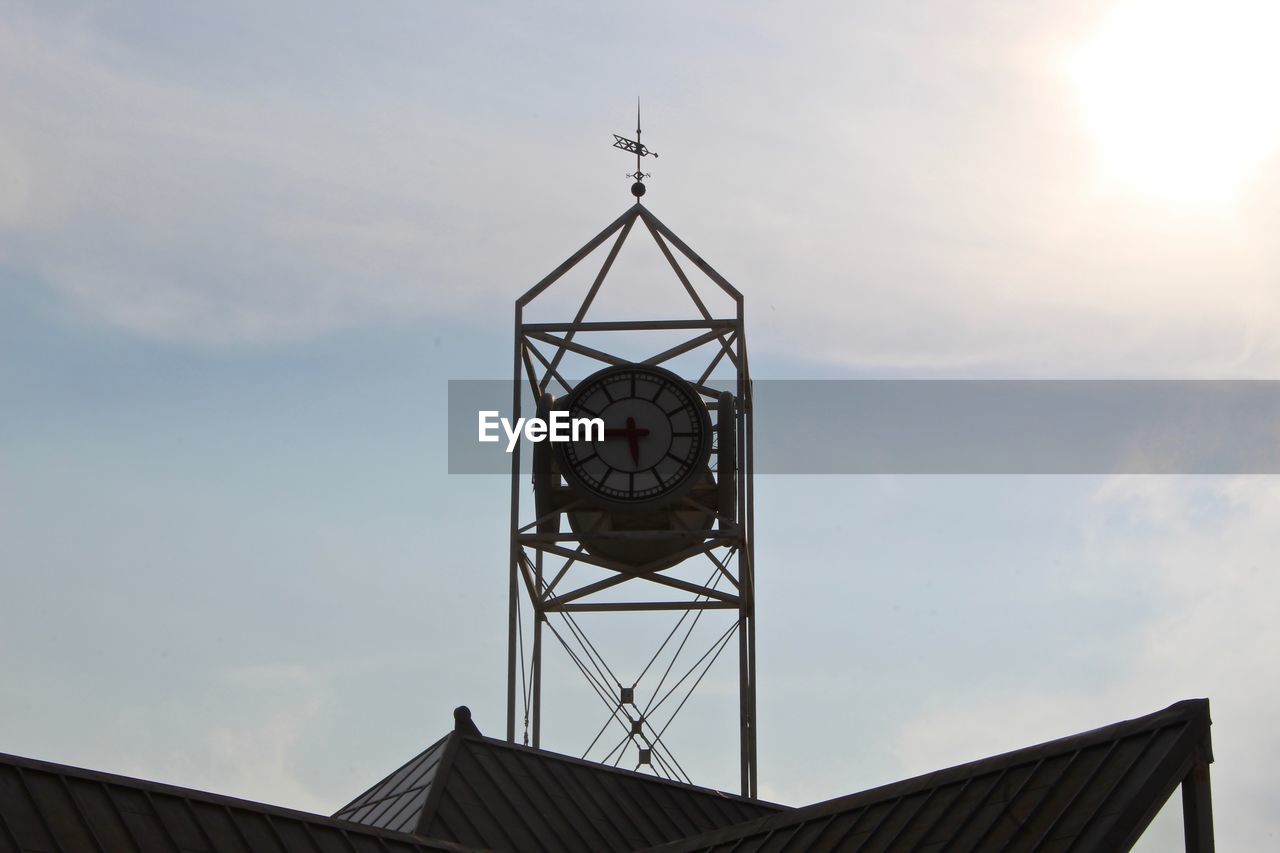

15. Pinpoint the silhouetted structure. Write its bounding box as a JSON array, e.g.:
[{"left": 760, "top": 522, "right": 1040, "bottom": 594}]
[
  {"left": 333, "top": 707, "right": 780, "bottom": 849},
  {"left": 648, "top": 699, "right": 1214, "bottom": 853},
  {"left": 508, "top": 200, "right": 758, "bottom": 794},
  {"left": 0, "top": 699, "right": 1212, "bottom": 851}
]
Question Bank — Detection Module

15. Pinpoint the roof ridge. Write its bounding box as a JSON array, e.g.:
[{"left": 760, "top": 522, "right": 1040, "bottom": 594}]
[
  {"left": 333, "top": 730, "right": 454, "bottom": 817},
  {"left": 822, "top": 698, "right": 1210, "bottom": 810},
  {"left": 452, "top": 730, "right": 785, "bottom": 808},
  {"left": 0, "top": 749, "right": 447, "bottom": 845},
  {"left": 416, "top": 725, "right": 466, "bottom": 838},
  {"left": 638, "top": 698, "right": 1212, "bottom": 853}
]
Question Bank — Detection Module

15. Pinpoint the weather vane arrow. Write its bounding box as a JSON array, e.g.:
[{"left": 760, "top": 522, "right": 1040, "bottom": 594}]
[{"left": 614, "top": 98, "right": 657, "bottom": 198}]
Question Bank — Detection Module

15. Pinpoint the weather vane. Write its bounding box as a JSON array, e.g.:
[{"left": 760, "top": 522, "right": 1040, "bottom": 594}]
[{"left": 613, "top": 98, "right": 658, "bottom": 198}]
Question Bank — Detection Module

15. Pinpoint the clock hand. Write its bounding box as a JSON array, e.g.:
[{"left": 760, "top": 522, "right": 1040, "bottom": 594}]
[
  {"left": 627, "top": 422, "right": 641, "bottom": 466},
  {"left": 603, "top": 416, "right": 650, "bottom": 467}
]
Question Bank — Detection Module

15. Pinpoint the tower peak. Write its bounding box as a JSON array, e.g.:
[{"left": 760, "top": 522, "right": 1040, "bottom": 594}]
[{"left": 612, "top": 98, "right": 659, "bottom": 198}]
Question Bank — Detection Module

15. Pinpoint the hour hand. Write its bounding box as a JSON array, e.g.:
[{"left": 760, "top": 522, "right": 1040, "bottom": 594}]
[{"left": 603, "top": 416, "right": 650, "bottom": 466}]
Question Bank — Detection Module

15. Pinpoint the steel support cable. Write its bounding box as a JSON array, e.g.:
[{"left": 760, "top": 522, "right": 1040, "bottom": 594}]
[
  {"left": 579, "top": 673, "right": 686, "bottom": 768},
  {"left": 632, "top": 737, "right": 673, "bottom": 780},
  {"left": 537, "top": 579, "right": 618, "bottom": 696},
  {"left": 537, "top": 568, "right": 624, "bottom": 691},
  {"left": 543, "top": 618, "right": 638, "bottom": 752},
  {"left": 597, "top": 715, "right": 688, "bottom": 785},
  {"left": 601, "top": 730, "right": 632, "bottom": 765},
  {"left": 553, "top": 646, "right": 636, "bottom": 767},
  {"left": 543, "top": 549, "right": 721, "bottom": 698},
  {"left": 557, "top": 607, "right": 622, "bottom": 689},
  {"left": 645, "top": 741, "right": 687, "bottom": 784},
  {"left": 613, "top": 684, "right": 707, "bottom": 787},
  {"left": 643, "top": 745, "right": 678, "bottom": 781},
  {"left": 634, "top": 607, "right": 696, "bottom": 691},
  {"left": 633, "top": 565, "right": 721, "bottom": 689},
  {"left": 544, "top": 597, "right": 662, "bottom": 767},
  {"left": 629, "top": 571, "right": 726, "bottom": 785},
  {"left": 544, "top": 617, "right": 620, "bottom": 713},
  {"left": 581, "top": 713, "right": 617, "bottom": 759},
  {"left": 577, "top": 562, "right": 720, "bottom": 712},
  {"left": 540, "top": 542, "right": 723, "bottom": 702},
  {"left": 654, "top": 622, "right": 739, "bottom": 744},
  {"left": 639, "top": 573, "right": 723, "bottom": 722},
  {"left": 638, "top": 717, "right": 695, "bottom": 784},
  {"left": 554, "top": 610, "right": 624, "bottom": 713},
  {"left": 580, "top": 566, "right": 720, "bottom": 759},
  {"left": 601, "top": 617, "right": 731, "bottom": 782},
  {"left": 634, "top": 726, "right": 692, "bottom": 785},
  {"left": 648, "top": 621, "right": 739, "bottom": 721},
  {"left": 583, "top": 690, "right": 682, "bottom": 776},
  {"left": 538, "top": 555, "right": 726, "bottom": 775}
]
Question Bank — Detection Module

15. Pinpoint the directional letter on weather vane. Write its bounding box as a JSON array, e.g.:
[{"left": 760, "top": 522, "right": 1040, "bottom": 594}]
[{"left": 614, "top": 99, "right": 658, "bottom": 198}]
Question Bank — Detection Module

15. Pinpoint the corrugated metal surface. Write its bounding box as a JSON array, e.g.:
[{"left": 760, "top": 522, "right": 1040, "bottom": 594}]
[
  {"left": 334, "top": 722, "right": 784, "bottom": 852},
  {"left": 423, "top": 735, "right": 783, "bottom": 852},
  {"left": 3, "top": 700, "right": 1209, "bottom": 853},
  {"left": 333, "top": 734, "right": 450, "bottom": 834},
  {"left": 644, "top": 699, "right": 1212, "bottom": 853},
  {"left": 0, "top": 750, "right": 474, "bottom": 853}
]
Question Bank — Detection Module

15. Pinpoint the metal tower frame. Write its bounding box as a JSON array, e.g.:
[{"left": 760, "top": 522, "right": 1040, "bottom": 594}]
[{"left": 506, "top": 201, "right": 757, "bottom": 797}]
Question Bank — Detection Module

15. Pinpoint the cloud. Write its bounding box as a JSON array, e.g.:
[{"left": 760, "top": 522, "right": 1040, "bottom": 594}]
[
  {"left": 121, "top": 663, "right": 333, "bottom": 813},
  {"left": 891, "top": 475, "right": 1280, "bottom": 848},
  {"left": 0, "top": 10, "right": 523, "bottom": 343},
  {"left": 4, "top": 2, "right": 1280, "bottom": 371}
]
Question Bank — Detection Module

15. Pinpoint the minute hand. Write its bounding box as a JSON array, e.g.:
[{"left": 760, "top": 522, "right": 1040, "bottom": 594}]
[{"left": 602, "top": 416, "right": 650, "bottom": 466}]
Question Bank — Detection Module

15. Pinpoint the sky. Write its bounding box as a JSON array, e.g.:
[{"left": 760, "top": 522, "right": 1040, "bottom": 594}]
[{"left": 2, "top": 0, "right": 1279, "bottom": 847}]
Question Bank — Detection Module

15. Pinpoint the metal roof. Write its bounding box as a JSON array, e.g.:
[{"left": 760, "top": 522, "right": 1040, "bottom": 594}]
[
  {"left": 1, "top": 700, "right": 1212, "bottom": 852},
  {"left": 643, "top": 698, "right": 1213, "bottom": 853},
  {"left": 0, "top": 749, "right": 474, "bottom": 853},
  {"left": 332, "top": 733, "right": 450, "bottom": 835},
  {"left": 334, "top": 707, "right": 785, "bottom": 852}
]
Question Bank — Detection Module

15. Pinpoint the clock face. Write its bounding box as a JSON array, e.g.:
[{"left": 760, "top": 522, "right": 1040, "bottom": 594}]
[{"left": 558, "top": 364, "right": 711, "bottom": 506}]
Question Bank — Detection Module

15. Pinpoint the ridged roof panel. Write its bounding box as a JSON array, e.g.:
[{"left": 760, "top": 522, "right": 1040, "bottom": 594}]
[
  {"left": 333, "top": 732, "right": 450, "bottom": 834},
  {"left": 423, "top": 735, "right": 783, "bottom": 852},
  {"left": 332, "top": 715, "right": 784, "bottom": 853},
  {"left": 0, "top": 750, "right": 474, "bottom": 852},
  {"left": 644, "top": 699, "right": 1212, "bottom": 853}
]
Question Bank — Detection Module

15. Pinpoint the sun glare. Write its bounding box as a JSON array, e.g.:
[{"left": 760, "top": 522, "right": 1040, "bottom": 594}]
[{"left": 1065, "top": 0, "right": 1280, "bottom": 209}]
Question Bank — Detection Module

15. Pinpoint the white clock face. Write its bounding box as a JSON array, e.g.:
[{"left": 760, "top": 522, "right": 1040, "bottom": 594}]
[{"left": 558, "top": 365, "right": 711, "bottom": 505}]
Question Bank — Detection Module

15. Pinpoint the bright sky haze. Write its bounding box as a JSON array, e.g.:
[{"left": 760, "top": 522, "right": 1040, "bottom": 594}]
[{"left": 3, "top": 1, "right": 1280, "bottom": 848}]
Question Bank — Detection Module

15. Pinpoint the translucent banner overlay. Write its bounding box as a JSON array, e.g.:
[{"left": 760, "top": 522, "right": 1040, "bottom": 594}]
[{"left": 448, "top": 380, "right": 1280, "bottom": 474}]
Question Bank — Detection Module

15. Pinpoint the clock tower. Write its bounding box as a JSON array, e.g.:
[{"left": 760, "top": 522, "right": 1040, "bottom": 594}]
[{"left": 506, "top": 118, "right": 756, "bottom": 796}]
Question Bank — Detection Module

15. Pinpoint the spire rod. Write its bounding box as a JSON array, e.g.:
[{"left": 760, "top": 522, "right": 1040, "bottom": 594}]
[{"left": 612, "top": 98, "right": 658, "bottom": 198}]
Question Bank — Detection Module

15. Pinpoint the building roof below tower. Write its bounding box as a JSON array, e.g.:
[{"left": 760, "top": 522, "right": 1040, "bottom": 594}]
[
  {"left": 333, "top": 706, "right": 785, "bottom": 852},
  {"left": 0, "top": 750, "right": 473, "bottom": 852},
  {"left": 642, "top": 698, "right": 1213, "bottom": 853},
  {"left": 0, "top": 699, "right": 1213, "bottom": 852}
]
